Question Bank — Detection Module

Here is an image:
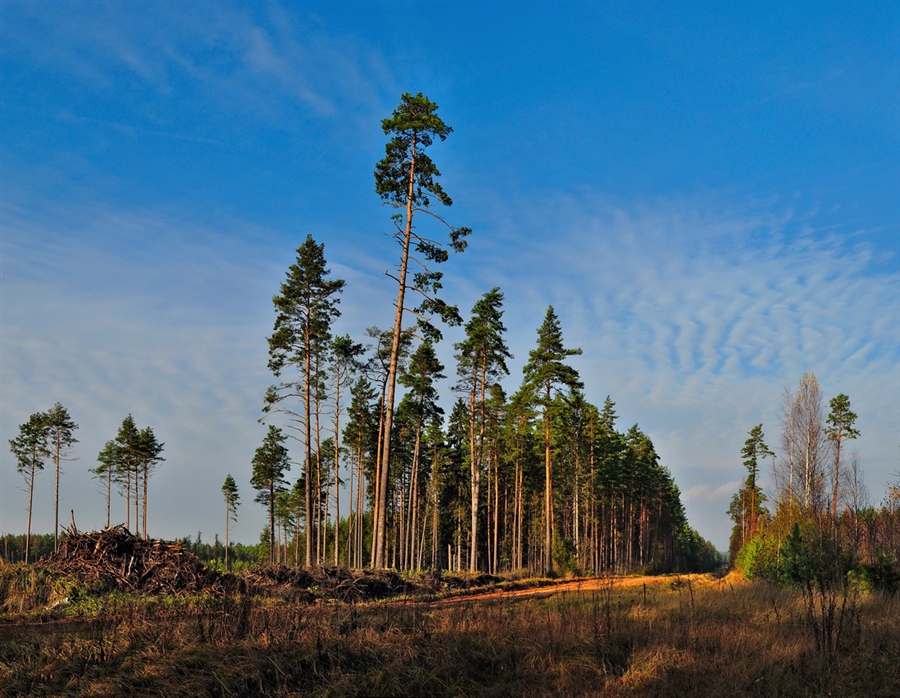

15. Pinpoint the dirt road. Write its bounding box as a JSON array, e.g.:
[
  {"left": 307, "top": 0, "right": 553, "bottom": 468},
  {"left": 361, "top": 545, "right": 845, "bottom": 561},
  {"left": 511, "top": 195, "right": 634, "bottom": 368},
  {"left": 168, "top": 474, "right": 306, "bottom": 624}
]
[{"left": 400, "top": 574, "right": 683, "bottom": 607}]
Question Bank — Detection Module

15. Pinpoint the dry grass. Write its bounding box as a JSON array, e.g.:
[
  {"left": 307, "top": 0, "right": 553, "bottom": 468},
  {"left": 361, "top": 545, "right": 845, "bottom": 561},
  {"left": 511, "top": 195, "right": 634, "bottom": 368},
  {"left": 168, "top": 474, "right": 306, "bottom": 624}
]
[{"left": 1, "top": 573, "right": 898, "bottom": 697}]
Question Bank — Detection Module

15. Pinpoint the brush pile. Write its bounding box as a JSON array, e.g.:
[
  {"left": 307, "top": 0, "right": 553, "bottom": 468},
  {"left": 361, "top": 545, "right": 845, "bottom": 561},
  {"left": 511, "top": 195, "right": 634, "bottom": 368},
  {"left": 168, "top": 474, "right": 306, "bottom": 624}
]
[
  {"left": 46, "top": 525, "right": 225, "bottom": 594},
  {"left": 243, "top": 565, "right": 414, "bottom": 602},
  {"left": 40, "top": 526, "right": 506, "bottom": 601}
]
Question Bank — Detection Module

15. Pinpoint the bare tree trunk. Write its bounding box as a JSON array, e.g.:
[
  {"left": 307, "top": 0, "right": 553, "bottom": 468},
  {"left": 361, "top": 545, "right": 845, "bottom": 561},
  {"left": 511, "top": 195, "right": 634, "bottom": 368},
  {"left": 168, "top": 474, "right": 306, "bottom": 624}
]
[
  {"left": 573, "top": 451, "right": 580, "bottom": 565},
  {"left": 142, "top": 464, "right": 149, "bottom": 538},
  {"left": 372, "top": 393, "right": 386, "bottom": 566},
  {"left": 347, "top": 447, "right": 354, "bottom": 567},
  {"left": 832, "top": 427, "right": 843, "bottom": 521},
  {"left": 304, "top": 329, "right": 313, "bottom": 568},
  {"left": 225, "top": 500, "right": 230, "bottom": 572},
  {"left": 53, "top": 435, "right": 60, "bottom": 551},
  {"left": 398, "top": 469, "right": 407, "bottom": 570},
  {"left": 269, "top": 481, "right": 276, "bottom": 564},
  {"left": 105, "top": 468, "right": 112, "bottom": 528},
  {"left": 407, "top": 425, "right": 422, "bottom": 569},
  {"left": 315, "top": 368, "right": 324, "bottom": 565},
  {"left": 334, "top": 384, "right": 342, "bottom": 566},
  {"left": 134, "top": 467, "right": 140, "bottom": 538},
  {"left": 125, "top": 465, "right": 131, "bottom": 532},
  {"left": 493, "top": 451, "right": 500, "bottom": 574},
  {"left": 357, "top": 439, "right": 365, "bottom": 568},
  {"left": 432, "top": 447, "right": 440, "bottom": 570},
  {"left": 374, "top": 142, "right": 418, "bottom": 569},
  {"left": 544, "top": 382, "right": 553, "bottom": 574},
  {"left": 515, "top": 457, "right": 523, "bottom": 570},
  {"left": 25, "top": 465, "right": 35, "bottom": 563}
]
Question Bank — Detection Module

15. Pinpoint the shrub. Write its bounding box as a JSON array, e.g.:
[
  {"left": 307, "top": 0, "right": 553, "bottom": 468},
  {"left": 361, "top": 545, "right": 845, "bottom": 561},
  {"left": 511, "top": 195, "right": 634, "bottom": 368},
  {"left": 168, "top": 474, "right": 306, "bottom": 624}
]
[{"left": 859, "top": 548, "right": 899, "bottom": 595}]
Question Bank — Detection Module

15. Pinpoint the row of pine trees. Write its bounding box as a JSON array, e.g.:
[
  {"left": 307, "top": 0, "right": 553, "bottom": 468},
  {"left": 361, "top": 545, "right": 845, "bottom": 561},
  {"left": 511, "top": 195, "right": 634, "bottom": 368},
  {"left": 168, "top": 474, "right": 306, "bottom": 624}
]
[
  {"left": 250, "top": 92, "right": 717, "bottom": 576},
  {"left": 253, "top": 302, "right": 719, "bottom": 575}
]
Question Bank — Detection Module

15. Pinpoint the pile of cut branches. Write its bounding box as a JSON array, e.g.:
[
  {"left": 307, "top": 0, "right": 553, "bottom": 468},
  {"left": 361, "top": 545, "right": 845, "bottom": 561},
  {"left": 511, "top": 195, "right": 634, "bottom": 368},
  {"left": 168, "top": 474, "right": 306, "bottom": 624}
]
[
  {"left": 41, "top": 526, "right": 510, "bottom": 602},
  {"left": 46, "top": 525, "right": 227, "bottom": 595},
  {"left": 243, "top": 565, "right": 414, "bottom": 602}
]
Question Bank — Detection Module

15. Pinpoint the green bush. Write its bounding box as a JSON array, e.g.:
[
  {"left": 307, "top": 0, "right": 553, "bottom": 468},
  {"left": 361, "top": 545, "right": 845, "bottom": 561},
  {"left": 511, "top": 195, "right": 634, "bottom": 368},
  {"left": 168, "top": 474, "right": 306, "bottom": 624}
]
[
  {"left": 860, "top": 548, "right": 899, "bottom": 595},
  {"left": 735, "top": 534, "right": 783, "bottom": 583},
  {"left": 551, "top": 533, "right": 578, "bottom": 577}
]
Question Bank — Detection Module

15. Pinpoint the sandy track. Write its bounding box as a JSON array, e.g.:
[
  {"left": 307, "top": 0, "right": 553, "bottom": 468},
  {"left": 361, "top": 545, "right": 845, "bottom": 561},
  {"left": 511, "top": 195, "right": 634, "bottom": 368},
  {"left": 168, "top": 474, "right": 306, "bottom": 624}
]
[{"left": 397, "top": 574, "right": 674, "bottom": 607}]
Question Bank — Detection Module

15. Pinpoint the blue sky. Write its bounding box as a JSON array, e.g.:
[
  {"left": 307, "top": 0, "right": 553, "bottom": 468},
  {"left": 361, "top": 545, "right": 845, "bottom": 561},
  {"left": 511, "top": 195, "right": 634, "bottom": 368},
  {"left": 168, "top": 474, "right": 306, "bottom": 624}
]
[{"left": 1, "top": 1, "right": 898, "bottom": 552}]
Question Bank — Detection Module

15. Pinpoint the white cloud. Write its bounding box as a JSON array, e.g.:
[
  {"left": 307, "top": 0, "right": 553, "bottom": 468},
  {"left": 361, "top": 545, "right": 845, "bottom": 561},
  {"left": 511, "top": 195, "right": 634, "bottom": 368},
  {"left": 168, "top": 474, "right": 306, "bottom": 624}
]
[
  {"left": 2, "top": 1, "right": 399, "bottom": 130},
  {"left": 683, "top": 481, "right": 743, "bottom": 504},
  {"left": 444, "top": 188, "right": 899, "bottom": 548}
]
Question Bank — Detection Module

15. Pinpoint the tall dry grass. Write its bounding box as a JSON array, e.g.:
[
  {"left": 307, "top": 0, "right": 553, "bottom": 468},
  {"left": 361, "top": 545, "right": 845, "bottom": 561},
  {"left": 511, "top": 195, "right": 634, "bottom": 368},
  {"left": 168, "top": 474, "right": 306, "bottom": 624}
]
[{"left": 1, "top": 573, "right": 898, "bottom": 697}]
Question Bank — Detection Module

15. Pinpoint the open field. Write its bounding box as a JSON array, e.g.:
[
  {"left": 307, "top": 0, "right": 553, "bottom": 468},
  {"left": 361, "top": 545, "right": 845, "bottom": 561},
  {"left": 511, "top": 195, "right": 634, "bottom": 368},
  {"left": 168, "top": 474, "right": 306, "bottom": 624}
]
[{"left": 2, "top": 571, "right": 899, "bottom": 697}]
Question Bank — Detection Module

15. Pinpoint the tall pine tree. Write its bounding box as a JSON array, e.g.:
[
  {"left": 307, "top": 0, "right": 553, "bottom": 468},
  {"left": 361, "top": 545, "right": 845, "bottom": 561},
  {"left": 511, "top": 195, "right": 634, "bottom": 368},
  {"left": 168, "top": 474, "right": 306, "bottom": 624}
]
[
  {"left": 372, "top": 93, "right": 470, "bottom": 568},
  {"left": 522, "top": 306, "right": 582, "bottom": 574},
  {"left": 267, "top": 234, "right": 344, "bottom": 567},
  {"left": 825, "top": 394, "right": 860, "bottom": 519},
  {"left": 9, "top": 413, "right": 50, "bottom": 563},
  {"left": 42, "top": 403, "right": 78, "bottom": 550},
  {"left": 251, "top": 426, "right": 291, "bottom": 565},
  {"left": 222, "top": 474, "right": 240, "bottom": 571},
  {"left": 454, "top": 288, "right": 512, "bottom": 570}
]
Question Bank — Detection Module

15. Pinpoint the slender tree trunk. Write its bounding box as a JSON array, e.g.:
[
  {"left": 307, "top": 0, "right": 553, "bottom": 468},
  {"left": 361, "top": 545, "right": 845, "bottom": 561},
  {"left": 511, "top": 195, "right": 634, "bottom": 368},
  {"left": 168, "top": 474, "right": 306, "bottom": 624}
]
[
  {"left": 574, "top": 455, "right": 580, "bottom": 564},
  {"left": 407, "top": 424, "right": 422, "bottom": 569},
  {"left": 544, "top": 382, "right": 553, "bottom": 574},
  {"left": 304, "top": 326, "right": 313, "bottom": 568},
  {"left": 356, "top": 437, "right": 365, "bottom": 568},
  {"left": 125, "top": 464, "right": 131, "bottom": 532},
  {"left": 225, "top": 501, "right": 230, "bottom": 572},
  {"left": 515, "top": 456, "right": 523, "bottom": 570},
  {"left": 142, "top": 464, "right": 149, "bottom": 538},
  {"left": 832, "top": 424, "right": 843, "bottom": 521},
  {"left": 372, "top": 393, "right": 386, "bottom": 565},
  {"left": 333, "top": 380, "right": 342, "bottom": 565},
  {"left": 53, "top": 435, "right": 60, "bottom": 551},
  {"left": 493, "top": 451, "right": 500, "bottom": 574},
  {"left": 432, "top": 446, "right": 440, "bottom": 570},
  {"left": 314, "top": 366, "right": 324, "bottom": 565},
  {"left": 269, "top": 481, "right": 276, "bottom": 564},
  {"left": 468, "top": 364, "right": 480, "bottom": 571},
  {"left": 294, "top": 503, "right": 301, "bottom": 565},
  {"left": 134, "top": 466, "right": 140, "bottom": 538},
  {"left": 374, "top": 141, "right": 417, "bottom": 569},
  {"left": 105, "top": 468, "right": 111, "bottom": 528},
  {"left": 25, "top": 466, "right": 35, "bottom": 563}
]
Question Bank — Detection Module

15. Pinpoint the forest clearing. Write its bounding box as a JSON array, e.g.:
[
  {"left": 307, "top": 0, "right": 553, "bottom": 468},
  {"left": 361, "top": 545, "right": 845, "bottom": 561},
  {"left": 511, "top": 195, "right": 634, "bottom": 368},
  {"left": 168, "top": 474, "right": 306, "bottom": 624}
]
[
  {"left": 1, "top": 531, "right": 898, "bottom": 698},
  {"left": 4, "top": 6, "right": 899, "bottom": 697}
]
